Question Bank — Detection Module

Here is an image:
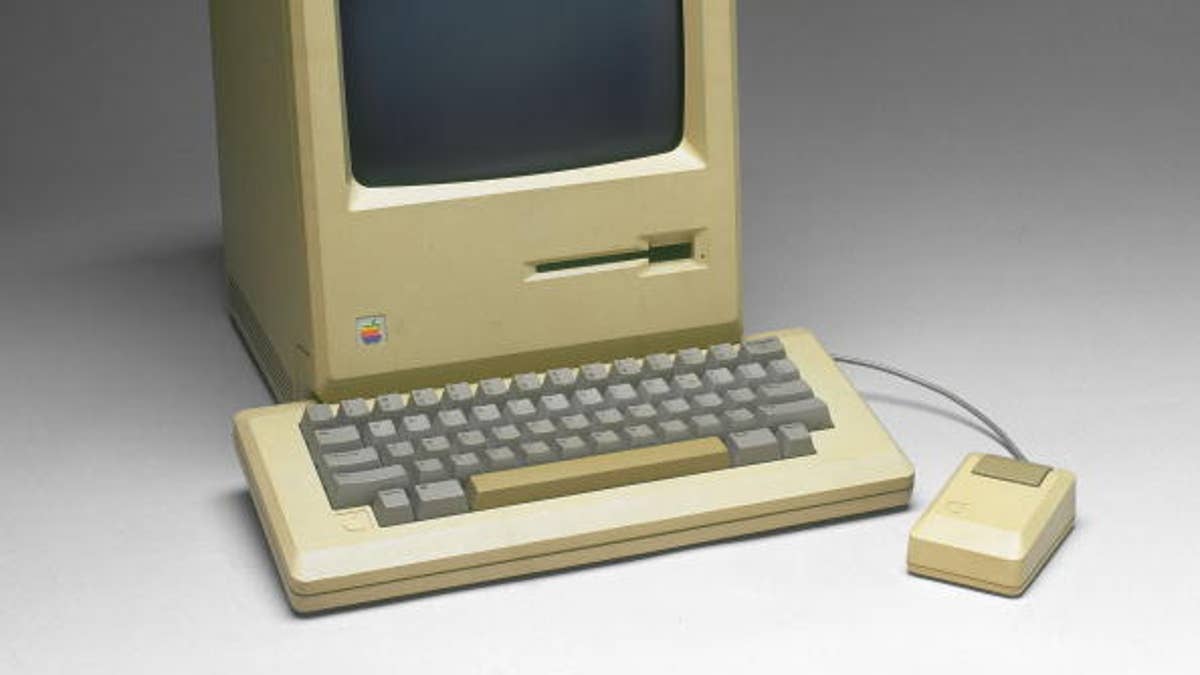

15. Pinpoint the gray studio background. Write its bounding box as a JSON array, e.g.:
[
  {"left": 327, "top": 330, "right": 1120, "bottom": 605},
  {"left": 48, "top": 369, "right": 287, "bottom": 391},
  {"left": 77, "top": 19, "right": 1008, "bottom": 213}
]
[{"left": 1, "top": 1, "right": 1196, "bottom": 673}]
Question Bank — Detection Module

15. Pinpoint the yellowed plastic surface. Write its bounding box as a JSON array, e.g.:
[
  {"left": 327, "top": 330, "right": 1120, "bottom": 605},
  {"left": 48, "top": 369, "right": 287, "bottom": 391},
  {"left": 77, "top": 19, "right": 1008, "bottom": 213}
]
[
  {"left": 907, "top": 453, "right": 1077, "bottom": 596},
  {"left": 212, "top": 0, "right": 744, "bottom": 401},
  {"left": 467, "top": 438, "right": 730, "bottom": 510},
  {"left": 233, "top": 328, "right": 915, "bottom": 612}
]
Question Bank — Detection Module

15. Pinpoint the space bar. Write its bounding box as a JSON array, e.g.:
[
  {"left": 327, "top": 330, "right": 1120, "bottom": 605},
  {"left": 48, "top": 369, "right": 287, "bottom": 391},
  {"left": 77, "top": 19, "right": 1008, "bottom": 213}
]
[{"left": 465, "top": 438, "right": 731, "bottom": 510}]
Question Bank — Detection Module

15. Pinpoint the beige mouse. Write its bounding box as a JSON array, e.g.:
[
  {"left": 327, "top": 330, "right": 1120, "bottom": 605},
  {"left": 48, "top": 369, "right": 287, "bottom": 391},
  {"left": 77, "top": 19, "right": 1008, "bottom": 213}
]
[{"left": 908, "top": 453, "right": 1076, "bottom": 596}]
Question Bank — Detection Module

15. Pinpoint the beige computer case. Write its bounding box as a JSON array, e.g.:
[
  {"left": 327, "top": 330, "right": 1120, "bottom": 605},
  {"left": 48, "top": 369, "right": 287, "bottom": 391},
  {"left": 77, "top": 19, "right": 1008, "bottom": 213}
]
[{"left": 211, "top": 0, "right": 744, "bottom": 402}]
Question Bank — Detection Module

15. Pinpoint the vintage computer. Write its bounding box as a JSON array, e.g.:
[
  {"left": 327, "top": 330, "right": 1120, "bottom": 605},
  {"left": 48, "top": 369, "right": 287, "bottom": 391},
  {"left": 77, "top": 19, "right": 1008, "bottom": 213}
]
[{"left": 212, "top": 0, "right": 1074, "bottom": 612}]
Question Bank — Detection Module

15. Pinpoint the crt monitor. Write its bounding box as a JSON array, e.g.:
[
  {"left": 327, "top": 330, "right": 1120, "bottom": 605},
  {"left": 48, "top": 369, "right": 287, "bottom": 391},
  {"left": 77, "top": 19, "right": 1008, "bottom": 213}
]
[{"left": 211, "top": 0, "right": 743, "bottom": 402}]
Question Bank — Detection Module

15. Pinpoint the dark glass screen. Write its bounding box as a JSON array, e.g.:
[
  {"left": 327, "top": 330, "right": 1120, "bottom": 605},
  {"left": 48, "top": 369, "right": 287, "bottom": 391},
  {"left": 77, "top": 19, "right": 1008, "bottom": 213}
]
[{"left": 338, "top": 1, "right": 685, "bottom": 187}]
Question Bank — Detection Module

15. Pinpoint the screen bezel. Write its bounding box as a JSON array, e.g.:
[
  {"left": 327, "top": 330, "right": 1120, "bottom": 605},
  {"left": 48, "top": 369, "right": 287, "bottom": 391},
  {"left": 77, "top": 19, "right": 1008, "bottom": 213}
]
[{"left": 313, "top": 1, "right": 715, "bottom": 210}]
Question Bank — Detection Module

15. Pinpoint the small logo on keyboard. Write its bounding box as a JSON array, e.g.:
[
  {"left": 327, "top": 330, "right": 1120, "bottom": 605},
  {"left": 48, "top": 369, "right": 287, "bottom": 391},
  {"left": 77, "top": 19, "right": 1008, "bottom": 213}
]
[
  {"left": 338, "top": 511, "right": 372, "bottom": 532},
  {"left": 947, "top": 500, "right": 972, "bottom": 515},
  {"left": 356, "top": 316, "right": 387, "bottom": 346}
]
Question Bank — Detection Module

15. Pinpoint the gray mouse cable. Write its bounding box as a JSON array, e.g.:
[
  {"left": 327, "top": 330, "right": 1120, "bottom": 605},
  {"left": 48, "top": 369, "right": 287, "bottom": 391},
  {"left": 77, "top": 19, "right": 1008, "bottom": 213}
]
[{"left": 831, "top": 354, "right": 1029, "bottom": 463}]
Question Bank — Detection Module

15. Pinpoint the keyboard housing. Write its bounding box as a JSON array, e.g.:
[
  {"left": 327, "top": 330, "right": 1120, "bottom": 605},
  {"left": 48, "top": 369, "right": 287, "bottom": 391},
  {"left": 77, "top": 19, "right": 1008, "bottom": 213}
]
[{"left": 234, "top": 328, "right": 914, "bottom": 612}]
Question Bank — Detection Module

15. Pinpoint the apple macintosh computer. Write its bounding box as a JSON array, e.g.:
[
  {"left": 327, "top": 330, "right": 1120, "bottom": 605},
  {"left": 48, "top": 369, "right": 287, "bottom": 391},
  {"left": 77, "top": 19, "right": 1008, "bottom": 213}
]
[{"left": 212, "top": 0, "right": 1077, "bottom": 613}]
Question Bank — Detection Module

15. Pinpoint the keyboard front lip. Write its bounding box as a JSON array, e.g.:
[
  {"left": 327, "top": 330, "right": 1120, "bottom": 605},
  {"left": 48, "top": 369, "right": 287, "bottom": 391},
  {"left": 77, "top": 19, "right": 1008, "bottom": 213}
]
[
  {"left": 237, "top": 406, "right": 913, "bottom": 598},
  {"left": 233, "top": 328, "right": 916, "bottom": 600}
]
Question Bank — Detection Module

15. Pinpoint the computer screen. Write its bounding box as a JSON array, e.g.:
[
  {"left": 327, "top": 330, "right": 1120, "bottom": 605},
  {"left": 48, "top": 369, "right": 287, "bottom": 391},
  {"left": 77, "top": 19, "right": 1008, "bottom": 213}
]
[{"left": 338, "top": 0, "right": 685, "bottom": 187}]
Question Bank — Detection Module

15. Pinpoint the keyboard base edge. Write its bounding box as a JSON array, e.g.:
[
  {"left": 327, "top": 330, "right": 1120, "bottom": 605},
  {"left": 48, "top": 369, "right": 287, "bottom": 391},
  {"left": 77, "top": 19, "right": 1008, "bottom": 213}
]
[{"left": 281, "top": 485, "right": 912, "bottom": 613}]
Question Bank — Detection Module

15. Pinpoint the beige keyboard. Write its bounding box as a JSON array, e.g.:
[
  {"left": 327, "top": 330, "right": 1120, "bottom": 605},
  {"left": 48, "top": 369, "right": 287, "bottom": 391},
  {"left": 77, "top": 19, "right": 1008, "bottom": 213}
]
[{"left": 234, "top": 328, "right": 914, "bottom": 612}]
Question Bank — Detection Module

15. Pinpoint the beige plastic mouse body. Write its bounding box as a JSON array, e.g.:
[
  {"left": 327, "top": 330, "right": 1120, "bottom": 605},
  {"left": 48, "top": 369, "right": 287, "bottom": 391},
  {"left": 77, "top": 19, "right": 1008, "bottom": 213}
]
[{"left": 908, "top": 453, "right": 1076, "bottom": 596}]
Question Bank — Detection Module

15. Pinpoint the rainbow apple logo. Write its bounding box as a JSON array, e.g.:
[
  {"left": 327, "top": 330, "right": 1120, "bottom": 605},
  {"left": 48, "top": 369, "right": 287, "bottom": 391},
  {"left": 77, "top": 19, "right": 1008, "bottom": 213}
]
[{"left": 356, "top": 316, "right": 386, "bottom": 346}]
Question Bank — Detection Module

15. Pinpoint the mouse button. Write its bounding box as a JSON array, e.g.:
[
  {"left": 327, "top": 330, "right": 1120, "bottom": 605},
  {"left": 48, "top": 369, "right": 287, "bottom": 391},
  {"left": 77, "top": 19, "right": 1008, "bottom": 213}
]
[{"left": 971, "top": 455, "right": 1052, "bottom": 488}]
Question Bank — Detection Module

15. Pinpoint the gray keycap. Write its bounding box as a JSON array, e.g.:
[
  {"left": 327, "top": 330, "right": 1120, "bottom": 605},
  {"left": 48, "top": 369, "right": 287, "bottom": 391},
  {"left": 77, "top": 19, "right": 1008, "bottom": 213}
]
[
  {"left": 364, "top": 419, "right": 401, "bottom": 448},
  {"left": 724, "top": 387, "right": 758, "bottom": 409},
  {"left": 455, "top": 429, "right": 488, "bottom": 453},
  {"left": 489, "top": 424, "right": 522, "bottom": 447},
  {"left": 659, "top": 397, "right": 692, "bottom": 418},
  {"left": 626, "top": 403, "right": 659, "bottom": 424},
  {"left": 766, "top": 358, "right": 800, "bottom": 382},
  {"left": 329, "top": 464, "right": 409, "bottom": 509},
  {"left": 555, "top": 435, "right": 591, "bottom": 460},
  {"left": 302, "top": 404, "right": 337, "bottom": 431},
  {"left": 505, "top": 398, "right": 537, "bottom": 422},
  {"left": 592, "top": 407, "right": 625, "bottom": 430},
  {"left": 443, "top": 382, "right": 475, "bottom": 408},
  {"left": 580, "top": 363, "right": 610, "bottom": 386},
  {"left": 671, "top": 373, "right": 705, "bottom": 396},
  {"left": 644, "top": 352, "right": 674, "bottom": 376},
  {"left": 320, "top": 446, "right": 381, "bottom": 477},
  {"left": 524, "top": 418, "right": 557, "bottom": 441},
  {"left": 611, "top": 357, "right": 644, "bottom": 383},
  {"left": 537, "top": 393, "right": 572, "bottom": 418},
  {"left": 484, "top": 446, "right": 520, "bottom": 471},
  {"left": 470, "top": 403, "right": 504, "bottom": 428},
  {"left": 735, "top": 363, "right": 769, "bottom": 388},
  {"left": 703, "top": 367, "right": 737, "bottom": 391},
  {"left": 688, "top": 413, "right": 723, "bottom": 437},
  {"left": 758, "top": 399, "right": 833, "bottom": 431},
  {"left": 707, "top": 343, "right": 740, "bottom": 367},
  {"left": 519, "top": 441, "right": 556, "bottom": 465},
  {"left": 512, "top": 372, "right": 543, "bottom": 396},
  {"left": 758, "top": 380, "right": 813, "bottom": 403},
  {"left": 638, "top": 377, "right": 672, "bottom": 402},
  {"left": 436, "top": 408, "right": 470, "bottom": 434},
  {"left": 691, "top": 392, "right": 725, "bottom": 414},
  {"left": 373, "top": 488, "right": 415, "bottom": 526},
  {"left": 777, "top": 423, "right": 816, "bottom": 457},
  {"left": 419, "top": 435, "right": 452, "bottom": 459},
  {"left": 373, "top": 393, "right": 407, "bottom": 419},
  {"left": 658, "top": 419, "right": 691, "bottom": 443},
  {"left": 589, "top": 429, "right": 623, "bottom": 453},
  {"left": 412, "top": 480, "right": 469, "bottom": 520},
  {"left": 312, "top": 426, "right": 363, "bottom": 455},
  {"left": 382, "top": 441, "right": 417, "bottom": 468},
  {"left": 400, "top": 413, "right": 433, "bottom": 437},
  {"left": 477, "top": 378, "right": 510, "bottom": 403},
  {"left": 623, "top": 424, "right": 658, "bottom": 448},
  {"left": 726, "top": 428, "right": 781, "bottom": 466},
  {"left": 605, "top": 383, "right": 639, "bottom": 407},
  {"left": 674, "top": 347, "right": 706, "bottom": 373},
  {"left": 741, "top": 337, "right": 786, "bottom": 363},
  {"left": 415, "top": 457, "right": 449, "bottom": 483},
  {"left": 546, "top": 367, "right": 578, "bottom": 393},
  {"left": 449, "top": 452, "right": 486, "bottom": 479},
  {"left": 558, "top": 413, "right": 592, "bottom": 434},
  {"left": 572, "top": 387, "right": 605, "bottom": 412},
  {"left": 722, "top": 407, "right": 758, "bottom": 432},
  {"left": 409, "top": 388, "right": 441, "bottom": 411},
  {"left": 337, "top": 398, "right": 371, "bottom": 424}
]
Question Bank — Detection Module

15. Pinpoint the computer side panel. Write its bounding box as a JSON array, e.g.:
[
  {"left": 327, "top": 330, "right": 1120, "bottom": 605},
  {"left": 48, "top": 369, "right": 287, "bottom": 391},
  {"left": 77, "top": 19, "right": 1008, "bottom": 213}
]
[{"left": 211, "top": 0, "right": 316, "bottom": 401}]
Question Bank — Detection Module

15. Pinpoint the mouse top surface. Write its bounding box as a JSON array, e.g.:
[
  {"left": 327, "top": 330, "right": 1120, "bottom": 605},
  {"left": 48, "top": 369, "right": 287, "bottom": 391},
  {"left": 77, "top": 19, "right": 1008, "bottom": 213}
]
[{"left": 908, "top": 453, "right": 1076, "bottom": 596}]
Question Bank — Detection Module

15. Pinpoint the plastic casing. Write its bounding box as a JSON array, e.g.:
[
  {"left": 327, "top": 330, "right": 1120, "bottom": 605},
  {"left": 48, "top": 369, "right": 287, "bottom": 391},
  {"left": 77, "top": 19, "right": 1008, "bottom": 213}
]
[
  {"left": 210, "top": 0, "right": 743, "bottom": 402},
  {"left": 234, "top": 329, "right": 915, "bottom": 612},
  {"left": 908, "top": 453, "right": 1077, "bottom": 596}
]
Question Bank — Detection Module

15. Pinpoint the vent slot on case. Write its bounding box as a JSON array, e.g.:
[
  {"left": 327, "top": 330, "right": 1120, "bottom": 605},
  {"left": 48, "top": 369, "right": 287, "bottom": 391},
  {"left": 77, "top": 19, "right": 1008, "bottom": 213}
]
[{"left": 228, "top": 279, "right": 296, "bottom": 401}]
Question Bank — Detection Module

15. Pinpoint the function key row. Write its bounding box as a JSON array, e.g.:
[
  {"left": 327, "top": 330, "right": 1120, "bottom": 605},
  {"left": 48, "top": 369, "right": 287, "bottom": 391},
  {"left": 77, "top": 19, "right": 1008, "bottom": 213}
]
[{"left": 303, "top": 339, "right": 796, "bottom": 431}]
